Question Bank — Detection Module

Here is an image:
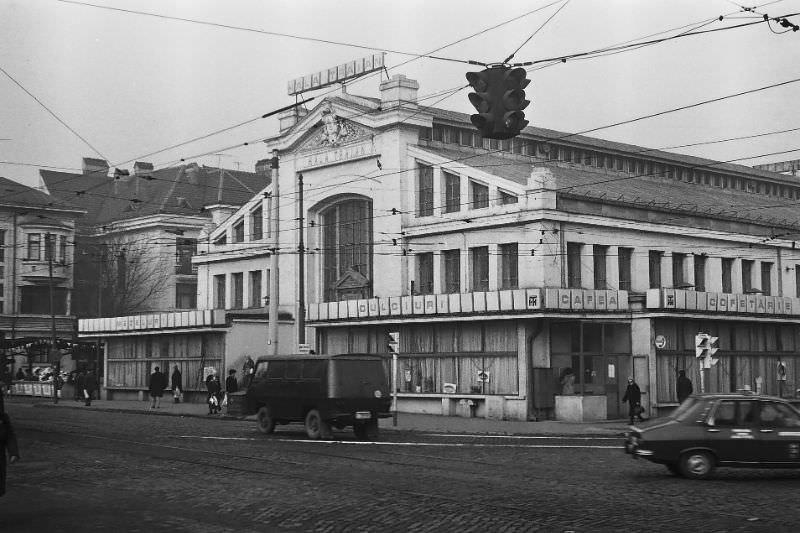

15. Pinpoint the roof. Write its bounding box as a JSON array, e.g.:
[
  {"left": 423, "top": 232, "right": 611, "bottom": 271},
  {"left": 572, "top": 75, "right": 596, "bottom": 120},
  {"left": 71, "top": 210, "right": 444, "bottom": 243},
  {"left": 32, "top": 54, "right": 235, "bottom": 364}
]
[
  {"left": 415, "top": 145, "right": 800, "bottom": 230},
  {"left": 0, "top": 175, "right": 84, "bottom": 214},
  {"left": 40, "top": 164, "right": 268, "bottom": 228}
]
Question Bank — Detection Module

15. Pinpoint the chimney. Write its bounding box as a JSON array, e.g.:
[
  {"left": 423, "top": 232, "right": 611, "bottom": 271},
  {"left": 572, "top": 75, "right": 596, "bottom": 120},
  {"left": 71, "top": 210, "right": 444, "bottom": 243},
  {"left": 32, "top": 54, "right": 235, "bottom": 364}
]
[
  {"left": 133, "top": 161, "right": 154, "bottom": 179},
  {"left": 255, "top": 159, "right": 270, "bottom": 176},
  {"left": 379, "top": 74, "right": 419, "bottom": 110},
  {"left": 82, "top": 157, "right": 109, "bottom": 176},
  {"left": 278, "top": 107, "right": 309, "bottom": 133},
  {"left": 185, "top": 163, "right": 201, "bottom": 185}
]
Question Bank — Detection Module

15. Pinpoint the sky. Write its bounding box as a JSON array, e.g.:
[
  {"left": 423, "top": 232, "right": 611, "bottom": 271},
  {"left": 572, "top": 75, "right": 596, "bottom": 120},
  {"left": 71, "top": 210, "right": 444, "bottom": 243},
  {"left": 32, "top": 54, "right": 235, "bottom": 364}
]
[{"left": 1, "top": 0, "right": 800, "bottom": 189}]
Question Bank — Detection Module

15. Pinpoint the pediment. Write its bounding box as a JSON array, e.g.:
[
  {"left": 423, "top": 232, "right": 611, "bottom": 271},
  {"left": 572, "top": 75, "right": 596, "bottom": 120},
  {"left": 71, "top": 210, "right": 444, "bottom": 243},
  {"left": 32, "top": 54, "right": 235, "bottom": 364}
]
[
  {"left": 334, "top": 268, "right": 370, "bottom": 290},
  {"left": 296, "top": 102, "right": 373, "bottom": 152}
]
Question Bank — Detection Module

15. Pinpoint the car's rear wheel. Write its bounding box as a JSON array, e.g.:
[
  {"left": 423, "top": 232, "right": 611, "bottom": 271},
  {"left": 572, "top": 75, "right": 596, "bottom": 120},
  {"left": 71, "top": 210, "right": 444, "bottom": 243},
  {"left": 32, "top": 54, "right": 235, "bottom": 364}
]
[
  {"left": 305, "top": 409, "right": 332, "bottom": 440},
  {"left": 256, "top": 406, "right": 275, "bottom": 434},
  {"left": 665, "top": 463, "right": 681, "bottom": 476},
  {"left": 679, "top": 451, "right": 715, "bottom": 480},
  {"left": 353, "top": 419, "right": 379, "bottom": 440}
]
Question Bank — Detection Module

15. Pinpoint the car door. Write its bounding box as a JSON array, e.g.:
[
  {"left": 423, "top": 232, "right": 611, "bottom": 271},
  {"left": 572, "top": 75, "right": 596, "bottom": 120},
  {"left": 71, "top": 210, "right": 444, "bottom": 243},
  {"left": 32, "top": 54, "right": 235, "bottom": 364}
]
[
  {"left": 755, "top": 400, "right": 800, "bottom": 465},
  {"left": 705, "top": 399, "right": 760, "bottom": 463}
]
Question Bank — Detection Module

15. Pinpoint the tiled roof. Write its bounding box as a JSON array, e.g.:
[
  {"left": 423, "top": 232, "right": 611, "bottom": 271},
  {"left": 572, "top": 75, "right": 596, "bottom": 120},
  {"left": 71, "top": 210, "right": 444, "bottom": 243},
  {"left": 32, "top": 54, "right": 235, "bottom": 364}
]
[
  {"left": 415, "top": 145, "right": 800, "bottom": 230},
  {"left": 40, "top": 164, "right": 267, "bottom": 228},
  {"left": 0, "top": 175, "right": 84, "bottom": 213}
]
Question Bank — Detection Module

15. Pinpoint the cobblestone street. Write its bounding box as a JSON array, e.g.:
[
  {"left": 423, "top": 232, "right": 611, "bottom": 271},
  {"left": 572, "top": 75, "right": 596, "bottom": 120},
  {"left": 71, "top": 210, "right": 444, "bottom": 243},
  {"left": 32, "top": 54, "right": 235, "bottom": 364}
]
[{"left": 1, "top": 402, "right": 799, "bottom": 532}]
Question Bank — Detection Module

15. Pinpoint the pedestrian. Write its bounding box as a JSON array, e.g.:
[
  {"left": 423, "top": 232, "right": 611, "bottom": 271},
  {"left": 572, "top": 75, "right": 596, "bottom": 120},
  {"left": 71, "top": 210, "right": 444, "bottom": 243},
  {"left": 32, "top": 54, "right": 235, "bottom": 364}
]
[
  {"left": 676, "top": 370, "right": 693, "bottom": 404},
  {"left": 559, "top": 368, "right": 575, "bottom": 395},
  {"left": 171, "top": 365, "right": 182, "bottom": 404},
  {"left": 1, "top": 411, "right": 20, "bottom": 497},
  {"left": 225, "top": 369, "right": 238, "bottom": 394},
  {"left": 214, "top": 374, "right": 224, "bottom": 411},
  {"left": 15, "top": 368, "right": 24, "bottom": 381},
  {"left": 206, "top": 373, "right": 221, "bottom": 414},
  {"left": 149, "top": 366, "right": 167, "bottom": 409},
  {"left": 83, "top": 370, "right": 97, "bottom": 406},
  {"left": 622, "top": 377, "right": 644, "bottom": 425},
  {"left": 75, "top": 370, "right": 86, "bottom": 402}
]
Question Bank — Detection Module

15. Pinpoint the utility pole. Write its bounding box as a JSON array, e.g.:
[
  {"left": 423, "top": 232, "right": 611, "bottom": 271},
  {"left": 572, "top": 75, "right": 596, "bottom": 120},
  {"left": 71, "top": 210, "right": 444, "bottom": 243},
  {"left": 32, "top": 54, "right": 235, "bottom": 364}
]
[
  {"left": 267, "top": 150, "right": 280, "bottom": 355},
  {"left": 48, "top": 234, "right": 59, "bottom": 404},
  {"left": 297, "top": 172, "right": 305, "bottom": 347}
]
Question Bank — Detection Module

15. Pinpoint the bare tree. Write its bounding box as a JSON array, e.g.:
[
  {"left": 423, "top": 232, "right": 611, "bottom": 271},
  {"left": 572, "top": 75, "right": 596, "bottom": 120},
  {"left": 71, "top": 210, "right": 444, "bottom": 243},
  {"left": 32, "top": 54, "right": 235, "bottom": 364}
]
[{"left": 98, "top": 236, "right": 172, "bottom": 316}]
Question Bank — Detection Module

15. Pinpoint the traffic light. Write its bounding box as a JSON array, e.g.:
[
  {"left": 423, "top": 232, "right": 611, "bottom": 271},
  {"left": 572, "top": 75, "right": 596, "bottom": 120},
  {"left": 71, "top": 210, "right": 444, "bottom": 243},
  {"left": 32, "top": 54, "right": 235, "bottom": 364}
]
[
  {"left": 387, "top": 331, "right": 399, "bottom": 355},
  {"left": 695, "top": 333, "right": 719, "bottom": 368},
  {"left": 465, "top": 66, "right": 530, "bottom": 140}
]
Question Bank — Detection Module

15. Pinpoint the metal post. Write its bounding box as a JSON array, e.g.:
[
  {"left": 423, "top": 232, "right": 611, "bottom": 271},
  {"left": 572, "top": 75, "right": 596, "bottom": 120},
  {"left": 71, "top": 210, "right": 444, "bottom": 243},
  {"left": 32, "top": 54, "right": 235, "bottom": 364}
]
[
  {"left": 392, "top": 352, "right": 398, "bottom": 426},
  {"left": 267, "top": 151, "right": 280, "bottom": 356},
  {"left": 48, "top": 237, "right": 59, "bottom": 404},
  {"left": 297, "top": 172, "right": 305, "bottom": 346}
]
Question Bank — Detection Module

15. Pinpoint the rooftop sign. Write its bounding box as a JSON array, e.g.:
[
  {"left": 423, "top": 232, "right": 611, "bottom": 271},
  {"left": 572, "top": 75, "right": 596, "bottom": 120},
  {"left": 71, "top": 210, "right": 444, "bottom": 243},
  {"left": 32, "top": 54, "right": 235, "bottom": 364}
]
[{"left": 287, "top": 53, "right": 386, "bottom": 96}]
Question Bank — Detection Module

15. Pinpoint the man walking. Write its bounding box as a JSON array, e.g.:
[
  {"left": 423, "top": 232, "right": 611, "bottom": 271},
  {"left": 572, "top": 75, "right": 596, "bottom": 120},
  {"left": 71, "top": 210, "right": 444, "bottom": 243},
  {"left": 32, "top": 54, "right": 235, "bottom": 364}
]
[
  {"left": 83, "top": 370, "right": 97, "bottom": 406},
  {"left": 622, "top": 377, "right": 644, "bottom": 425},
  {"left": 171, "top": 365, "right": 182, "bottom": 404},
  {"left": 149, "top": 366, "right": 167, "bottom": 409}
]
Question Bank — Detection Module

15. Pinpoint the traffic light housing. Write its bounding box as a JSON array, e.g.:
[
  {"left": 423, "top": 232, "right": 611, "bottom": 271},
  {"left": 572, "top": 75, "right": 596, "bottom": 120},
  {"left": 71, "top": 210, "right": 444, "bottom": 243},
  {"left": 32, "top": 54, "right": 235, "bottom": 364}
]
[
  {"left": 695, "top": 333, "right": 719, "bottom": 368},
  {"left": 387, "top": 331, "right": 399, "bottom": 354},
  {"left": 465, "top": 66, "right": 530, "bottom": 140}
]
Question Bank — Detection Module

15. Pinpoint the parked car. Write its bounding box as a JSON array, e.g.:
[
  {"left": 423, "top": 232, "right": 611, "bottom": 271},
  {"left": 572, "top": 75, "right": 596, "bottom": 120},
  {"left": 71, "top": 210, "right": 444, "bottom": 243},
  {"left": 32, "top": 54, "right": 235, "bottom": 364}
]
[
  {"left": 624, "top": 393, "right": 800, "bottom": 479},
  {"left": 243, "top": 353, "right": 391, "bottom": 440}
]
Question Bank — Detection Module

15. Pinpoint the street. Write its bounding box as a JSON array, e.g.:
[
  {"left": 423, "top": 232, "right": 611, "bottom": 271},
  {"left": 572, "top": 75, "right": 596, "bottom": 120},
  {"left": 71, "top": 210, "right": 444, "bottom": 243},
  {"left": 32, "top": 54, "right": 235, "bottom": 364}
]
[{"left": 1, "top": 403, "right": 798, "bottom": 532}]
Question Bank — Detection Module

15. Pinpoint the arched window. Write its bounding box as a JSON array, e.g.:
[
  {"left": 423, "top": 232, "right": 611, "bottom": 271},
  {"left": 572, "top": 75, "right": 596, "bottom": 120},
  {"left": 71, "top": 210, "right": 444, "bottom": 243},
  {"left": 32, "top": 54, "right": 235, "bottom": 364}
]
[{"left": 320, "top": 197, "right": 372, "bottom": 301}]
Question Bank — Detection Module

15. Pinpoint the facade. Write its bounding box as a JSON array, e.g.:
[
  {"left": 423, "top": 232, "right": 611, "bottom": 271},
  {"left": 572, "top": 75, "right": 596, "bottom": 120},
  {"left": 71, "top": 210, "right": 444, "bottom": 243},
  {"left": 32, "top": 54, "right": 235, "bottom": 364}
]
[
  {"left": 0, "top": 176, "right": 86, "bottom": 373},
  {"left": 92, "top": 74, "right": 800, "bottom": 419},
  {"left": 40, "top": 158, "right": 267, "bottom": 318}
]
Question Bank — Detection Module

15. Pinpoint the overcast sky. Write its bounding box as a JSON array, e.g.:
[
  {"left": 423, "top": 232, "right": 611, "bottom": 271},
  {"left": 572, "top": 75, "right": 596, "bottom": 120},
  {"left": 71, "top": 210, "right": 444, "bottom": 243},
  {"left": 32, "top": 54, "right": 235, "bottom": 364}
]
[{"left": 2, "top": 0, "right": 800, "bottom": 189}]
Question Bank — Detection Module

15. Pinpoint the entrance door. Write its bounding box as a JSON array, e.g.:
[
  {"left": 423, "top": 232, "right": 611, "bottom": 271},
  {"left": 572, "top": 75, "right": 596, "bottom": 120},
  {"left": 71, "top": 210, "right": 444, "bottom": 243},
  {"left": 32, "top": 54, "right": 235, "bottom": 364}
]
[{"left": 605, "top": 356, "right": 620, "bottom": 418}]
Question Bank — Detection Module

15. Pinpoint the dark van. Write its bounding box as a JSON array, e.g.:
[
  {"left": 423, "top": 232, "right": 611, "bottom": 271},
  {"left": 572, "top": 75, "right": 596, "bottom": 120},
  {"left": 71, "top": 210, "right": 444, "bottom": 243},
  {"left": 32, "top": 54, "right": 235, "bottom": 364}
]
[{"left": 244, "top": 353, "right": 391, "bottom": 440}]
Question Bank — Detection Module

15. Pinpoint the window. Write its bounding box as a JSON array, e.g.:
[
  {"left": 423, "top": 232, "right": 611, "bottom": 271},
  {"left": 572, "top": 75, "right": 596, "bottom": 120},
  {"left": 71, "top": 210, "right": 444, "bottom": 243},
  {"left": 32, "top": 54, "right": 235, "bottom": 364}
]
[
  {"left": 444, "top": 172, "right": 460, "bottom": 213},
  {"left": 672, "top": 253, "right": 686, "bottom": 288},
  {"left": 796, "top": 266, "right": 800, "bottom": 298},
  {"left": 0, "top": 229, "right": 5, "bottom": 262},
  {"left": 233, "top": 219, "right": 245, "bottom": 243},
  {"left": 321, "top": 198, "right": 372, "bottom": 301},
  {"left": 648, "top": 251, "right": 663, "bottom": 289},
  {"left": 618, "top": 247, "right": 632, "bottom": 291},
  {"left": 694, "top": 255, "right": 706, "bottom": 292},
  {"left": 593, "top": 245, "right": 608, "bottom": 290},
  {"left": 416, "top": 253, "right": 433, "bottom": 295},
  {"left": 27, "top": 233, "right": 41, "bottom": 260},
  {"left": 213, "top": 274, "right": 226, "bottom": 308},
  {"left": 44, "top": 233, "right": 54, "bottom": 261},
  {"left": 567, "top": 242, "right": 583, "bottom": 288},
  {"left": 443, "top": 249, "right": 460, "bottom": 294},
  {"left": 742, "top": 259, "right": 753, "bottom": 293},
  {"left": 721, "top": 258, "right": 733, "bottom": 293},
  {"left": 471, "top": 246, "right": 489, "bottom": 291},
  {"left": 417, "top": 163, "right": 434, "bottom": 216},
  {"left": 249, "top": 270, "right": 262, "bottom": 307},
  {"left": 471, "top": 181, "right": 489, "bottom": 209},
  {"left": 232, "top": 272, "right": 244, "bottom": 308},
  {"left": 500, "top": 243, "right": 518, "bottom": 289},
  {"left": 175, "top": 282, "right": 197, "bottom": 309},
  {"left": 761, "top": 262, "right": 772, "bottom": 296},
  {"left": 213, "top": 233, "right": 227, "bottom": 246},
  {"left": 175, "top": 238, "right": 197, "bottom": 275},
  {"left": 59, "top": 235, "right": 67, "bottom": 263},
  {"left": 499, "top": 190, "right": 518, "bottom": 205},
  {"left": 251, "top": 206, "right": 263, "bottom": 240}
]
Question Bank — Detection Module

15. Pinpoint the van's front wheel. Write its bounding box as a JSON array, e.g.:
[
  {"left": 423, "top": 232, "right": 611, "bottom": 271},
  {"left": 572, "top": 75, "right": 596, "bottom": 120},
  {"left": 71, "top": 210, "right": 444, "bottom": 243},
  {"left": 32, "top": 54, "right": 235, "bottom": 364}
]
[
  {"left": 305, "top": 409, "right": 332, "bottom": 439},
  {"left": 256, "top": 406, "right": 275, "bottom": 434}
]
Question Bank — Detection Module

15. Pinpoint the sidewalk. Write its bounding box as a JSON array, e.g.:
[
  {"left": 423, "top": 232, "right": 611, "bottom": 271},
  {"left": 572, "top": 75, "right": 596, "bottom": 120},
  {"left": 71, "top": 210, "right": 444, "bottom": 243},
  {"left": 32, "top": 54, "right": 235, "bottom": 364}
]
[{"left": 4, "top": 396, "right": 631, "bottom": 437}]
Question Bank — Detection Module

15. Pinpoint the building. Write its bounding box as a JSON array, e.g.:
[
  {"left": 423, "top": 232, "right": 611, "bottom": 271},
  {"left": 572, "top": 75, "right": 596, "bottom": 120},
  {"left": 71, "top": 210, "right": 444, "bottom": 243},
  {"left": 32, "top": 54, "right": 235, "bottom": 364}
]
[
  {"left": 0, "top": 175, "right": 86, "bottom": 374},
  {"left": 40, "top": 158, "right": 267, "bottom": 318},
  {"left": 90, "top": 74, "right": 800, "bottom": 418}
]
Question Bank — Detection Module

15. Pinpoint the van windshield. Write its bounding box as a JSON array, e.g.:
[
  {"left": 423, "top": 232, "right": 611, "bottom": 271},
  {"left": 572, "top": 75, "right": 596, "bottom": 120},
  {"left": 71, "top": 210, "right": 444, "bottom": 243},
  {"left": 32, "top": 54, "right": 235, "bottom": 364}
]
[{"left": 331, "top": 359, "right": 388, "bottom": 397}]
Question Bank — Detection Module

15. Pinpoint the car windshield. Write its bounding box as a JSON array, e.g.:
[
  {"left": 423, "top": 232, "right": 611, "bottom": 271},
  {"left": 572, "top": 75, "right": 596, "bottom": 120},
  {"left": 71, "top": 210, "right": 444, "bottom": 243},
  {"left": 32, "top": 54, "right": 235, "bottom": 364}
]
[{"left": 671, "top": 397, "right": 713, "bottom": 423}]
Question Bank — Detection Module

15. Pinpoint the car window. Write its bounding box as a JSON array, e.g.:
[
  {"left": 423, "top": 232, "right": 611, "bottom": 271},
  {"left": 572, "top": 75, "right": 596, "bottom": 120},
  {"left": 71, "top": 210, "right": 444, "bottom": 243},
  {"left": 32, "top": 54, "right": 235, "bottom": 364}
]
[
  {"left": 712, "top": 401, "right": 736, "bottom": 426},
  {"left": 760, "top": 402, "right": 800, "bottom": 428},
  {"left": 254, "top": 362, "right": 269, "bottom": 380},
  {"left": 302, "top": 360, "right": 326, "bottom": 380},
  {"left": 266, "top": 360, "right": 286, "bottom": 379},
  {"left": 672, "top": 397, "right": 713, "bottom": 423}
]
